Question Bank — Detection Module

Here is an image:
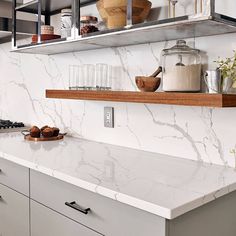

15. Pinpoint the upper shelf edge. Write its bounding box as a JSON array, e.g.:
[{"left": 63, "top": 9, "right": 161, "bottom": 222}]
[{"left": 11, "top": 15, "right": 236, "bottom": 55}]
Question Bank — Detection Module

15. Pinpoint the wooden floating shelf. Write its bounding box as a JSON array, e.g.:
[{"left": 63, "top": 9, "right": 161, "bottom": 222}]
[{"left": 46, "top": 90, "right": 236, "bottom": 108}]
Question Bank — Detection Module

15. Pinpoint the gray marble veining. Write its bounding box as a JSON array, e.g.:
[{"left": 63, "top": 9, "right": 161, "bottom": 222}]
[{"left": 0, "top": 1, "right": 236, "bottom": 168}]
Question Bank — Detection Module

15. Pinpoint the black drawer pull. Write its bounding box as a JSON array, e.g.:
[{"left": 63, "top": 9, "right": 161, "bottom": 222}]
[{"left": 65, "top": 201, "right": 90, "bottom": 215}]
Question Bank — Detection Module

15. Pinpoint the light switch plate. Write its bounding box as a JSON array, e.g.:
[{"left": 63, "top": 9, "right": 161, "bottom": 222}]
[{"left": 104, "top": 107, "right": 114, "bottom": 128}]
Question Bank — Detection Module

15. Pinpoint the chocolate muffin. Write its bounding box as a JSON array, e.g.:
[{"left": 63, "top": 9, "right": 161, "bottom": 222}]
[
  {"left": 41, "top": 125, "right": 50, "bottom": 132},
  {"left": 42, "top": 127, "right": 54, "bottom": 138},
  {"left": 30, "top": 126, "right": 41, "bottom": 138},
  {"left": 52, "top": 127, "right": 60, "bottom": 137}
]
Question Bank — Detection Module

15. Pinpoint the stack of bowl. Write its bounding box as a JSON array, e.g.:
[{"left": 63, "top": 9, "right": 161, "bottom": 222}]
[
  {"left": 96, "top": 0, "right": 152, "bottom": 29},
  {"left": 32, "top": 25, "right": 61, "bottom": 43}
]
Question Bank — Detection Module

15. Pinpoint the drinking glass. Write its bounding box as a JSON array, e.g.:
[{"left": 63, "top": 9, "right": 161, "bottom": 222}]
[
  {"left": 77, "top": 65, "right": 86, "bottom": 90},
  {"left": 95, "top": 63, "right": 108, "bottom": 90},
  {"left": 106, "top": 65, "right": 112, "bottom": 90},
  {"left": 83, "top": 64, "right": 96, "bottom": 90},
  {"left": 69, "top": 65, "right": 78, "bottom": 90},
  {"left": 96, "top": 64, "right": 113, "bottom": 90},
  {"left": 69, "top": 65, "right": 87, "bottom": 90}
]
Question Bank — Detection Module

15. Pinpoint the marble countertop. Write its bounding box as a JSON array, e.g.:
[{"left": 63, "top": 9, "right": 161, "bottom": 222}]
[{"left": 0, "top": 132, "right": 236, "bottom": 219}]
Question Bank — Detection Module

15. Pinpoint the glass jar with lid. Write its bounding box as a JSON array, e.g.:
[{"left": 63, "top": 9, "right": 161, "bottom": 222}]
[
  {"left": 61, "top": 9, "right": 72, "bottom": 38},
  {"left": 80, "top": 16, "right": 99, "bottom": 36},
  {"left": 161, "top": 40, "right": 202, "bottom": 92}
]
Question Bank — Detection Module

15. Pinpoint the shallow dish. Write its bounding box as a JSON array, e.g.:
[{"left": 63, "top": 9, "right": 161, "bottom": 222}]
[
  {"left": 21, "top": 130, "right": 66, "bottom": 142},
  {"left": 23, "top": 134, "right": 64, "bottom": 142}
]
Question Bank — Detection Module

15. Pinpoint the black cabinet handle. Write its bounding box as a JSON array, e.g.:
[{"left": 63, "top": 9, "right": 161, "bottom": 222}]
[{"left": 65, "top": 201, "right": 90, "bottom": 215}]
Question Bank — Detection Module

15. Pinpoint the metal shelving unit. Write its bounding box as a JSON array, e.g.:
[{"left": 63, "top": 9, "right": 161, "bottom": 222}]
[
  {"left": 12, "top": 0, "right": 96, "bottom": 48},
  {"left": 11, "top": 0, "right": 236, "bottom": 55},
  {"left": 15, "top": 0, "right": 95, "bottom": 15}
]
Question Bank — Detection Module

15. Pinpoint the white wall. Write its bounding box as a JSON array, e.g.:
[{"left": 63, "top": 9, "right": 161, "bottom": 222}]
[{"left": 0, "top": 0, "right": 236, "bottom": 168}]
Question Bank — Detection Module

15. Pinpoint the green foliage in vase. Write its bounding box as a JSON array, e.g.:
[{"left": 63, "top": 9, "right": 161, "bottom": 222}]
[{"left": 215, "top": 51, "right": 236, "bottom": 88}]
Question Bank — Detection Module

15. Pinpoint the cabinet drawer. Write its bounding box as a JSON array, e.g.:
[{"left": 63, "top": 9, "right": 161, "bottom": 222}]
[
  {"left": 31, "top": 200, "right": 103, "bottom": 236},
  {"left": 0, "top": 184, "right": 30, "bottom": 236},
  {"left": 31, "top": 170, "right": 166, "bottom": 236},
  {"left": 0, "top": 158, "right": 29, "bottom": 196}
]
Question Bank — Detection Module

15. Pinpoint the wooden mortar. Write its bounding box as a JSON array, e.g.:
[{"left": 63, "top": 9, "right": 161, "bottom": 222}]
[{"left": 135, "top": 66, "right": 162, "bottom": 92}]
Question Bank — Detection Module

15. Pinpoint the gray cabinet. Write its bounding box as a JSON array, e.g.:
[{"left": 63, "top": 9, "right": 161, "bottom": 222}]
[
  {"left": 1, "top": 157, "right": 236, "bottom": 236},
  {"left": 167, "top": 190, "right": 236, "bottom": 236},
  {"left": 31, "top": 200, "right": 103, "bottom": 236},
  {"left": 0, "top": 158, "right": 29, "bottom": 196},
  {"left": 30, "top": 170, "right": 166, "bottom": 236},
  {"left": 30, "top": 170, "right": 236, "bottom": 236},
  {"left": 0, "top": 183, "right": 29, "bottom": 236}
]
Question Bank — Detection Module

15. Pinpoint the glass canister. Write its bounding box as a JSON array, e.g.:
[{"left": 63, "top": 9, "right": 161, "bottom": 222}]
[
  {"left": 80, "top": 16, "right": 99, "bottom": 36},
  {"left": 61, "top": 9, "right": 72, "bottom": 38},
  {"left": 161, "top": 40, "right": 202, "bottom": 92}
]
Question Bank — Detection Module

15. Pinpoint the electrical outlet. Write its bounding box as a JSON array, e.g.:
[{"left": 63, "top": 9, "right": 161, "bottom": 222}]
[{"left": 104, "top": 107, "right": 114, "bottom": 128}]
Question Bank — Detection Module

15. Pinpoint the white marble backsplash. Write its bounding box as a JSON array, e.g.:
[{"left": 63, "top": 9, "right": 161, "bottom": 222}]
[
  {"left": 0, "top": 0, "right": 236, "bottom": 168},
  {"left": 0, "top": 33, "right": 236, "bottom": 168}
]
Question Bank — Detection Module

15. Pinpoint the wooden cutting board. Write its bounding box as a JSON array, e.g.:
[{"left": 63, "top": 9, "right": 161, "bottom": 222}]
[{"left": 32, "top": 34, "right": 61, "bottom": 43}]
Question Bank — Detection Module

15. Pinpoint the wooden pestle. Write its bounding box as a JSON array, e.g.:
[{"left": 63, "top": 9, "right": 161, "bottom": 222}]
[{"left": 150, "top": 66, "right": 162, "bottom": 78}]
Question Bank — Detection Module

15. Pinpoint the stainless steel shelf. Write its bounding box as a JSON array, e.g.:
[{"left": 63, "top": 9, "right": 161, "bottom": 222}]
[
  {"left": 15, "top": 0, "right": 96, "bottom": 15},
  {"left": 11, "top": 14, "right": 236, "bottom": 55}
]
